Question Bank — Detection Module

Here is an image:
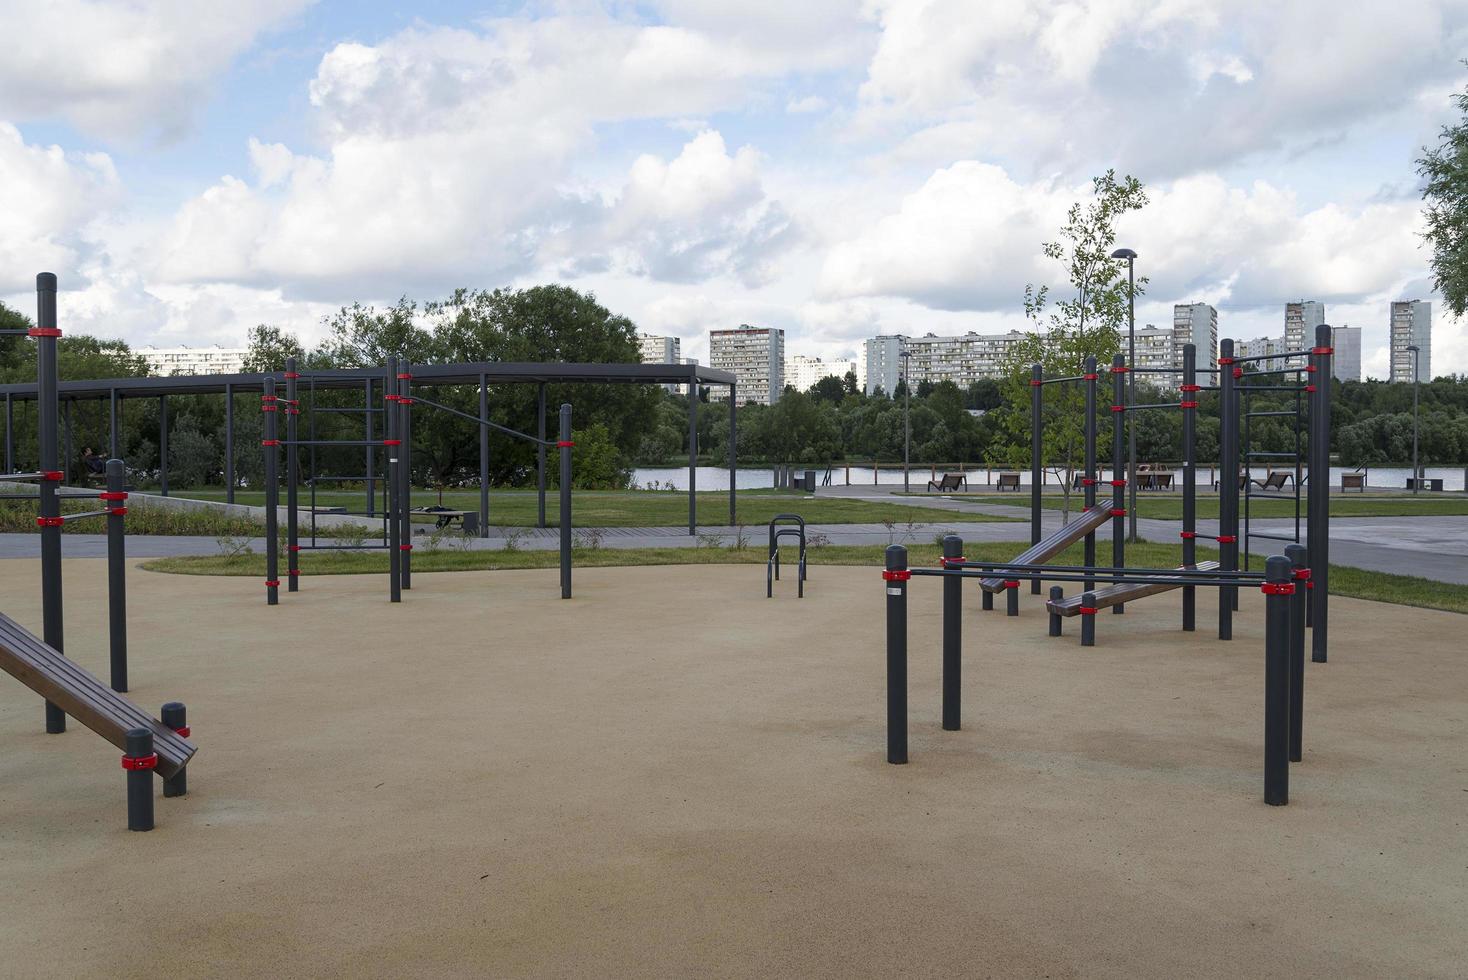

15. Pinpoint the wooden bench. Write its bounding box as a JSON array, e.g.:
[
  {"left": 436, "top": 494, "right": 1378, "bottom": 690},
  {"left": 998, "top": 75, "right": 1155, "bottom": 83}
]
[
  {"left": 979, "top": 506, "right": 1113, "bottom": 592},
  {"left": 996, "top": 472, "right": 1021, "bottom": 491},
  {"left": 1046, "top": 561, "right": 1221, "bottom": 616},
  {"left": 1341, "top": 470, "right": 1366, "bottom": 492},
  {"left": 926, "top": 473, "right": 967, "bottom": 492},
  {"left": 0, "top": 613, "right": 196, "bottom": 779},
  {"left": 411, "top": 506, "right": 476, "bottom": 531},
  {"left": 1251, "top": 471, "right": 1290, "bottom": 492}
]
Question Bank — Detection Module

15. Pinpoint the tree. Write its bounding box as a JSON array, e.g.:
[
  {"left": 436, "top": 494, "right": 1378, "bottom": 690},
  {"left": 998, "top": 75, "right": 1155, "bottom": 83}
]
[
  {"left": 809, "top": 375, "right": 846, "bottom": 405},
  {"left": 1418, "top": 68, "right": 1468, "bottom": 317},
  {"left": 241, "top": 325, "right": 306, "bottom": 374}
]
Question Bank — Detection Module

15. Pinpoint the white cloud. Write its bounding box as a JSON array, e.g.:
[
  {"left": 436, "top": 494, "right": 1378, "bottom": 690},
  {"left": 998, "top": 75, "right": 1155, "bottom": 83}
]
[
  {"left": 0, "top": 0, "right": 311, "bottom": 142},
  {"left": 786, "top": 95, "right": 831, "bottom": 114}
]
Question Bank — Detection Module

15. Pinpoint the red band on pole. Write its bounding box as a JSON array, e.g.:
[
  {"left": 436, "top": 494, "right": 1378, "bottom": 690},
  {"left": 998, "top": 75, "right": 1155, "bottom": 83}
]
[
  {"left": 1110, "top": 405, "right": 1124, "bottom": 412},
  {"left": 261, "top": 394, "right": 276, "bottom": 401},
  {"left": 41, "top": 470, "right": 63, "bottom": 481},
  {"left": 1179, "top": 384, "right": 1202, "bottom": 392},
  {"left": 261, "top": 405, "right": 277, "bottom": 412},
  {"left": 170, "top": 725, "right": 190, "bottom": 739},
  {"left": 288, "top": 544, "right": 301, "bottom": 552},
  {"left": 1110, "top": 479, "right": 1125, "bottom": 487},
  {"left": 1110, "top": 508, "right": 1126, "bottom": 517},
  {"left": 1079, "top": 606, "right": 1098, "bottom": 615},
  {"left": 1305, "top": 384, "right": 1317, "bottom": 392},
  {"left": 397, "top": 373, "right": 412, "bottom": 379},
  {"left": 1294, "top": 568, "right": 1311, "bottom": 581},
  {"left": 1029, "top": 379, "right": 1042, "bottom": 386},
  {"left": 1083, "top": 373, "right": 1099, "bottom": 380},
  {"left": 881, "top": 569, "right": 911, "bottom": 581},
  {"left": 1180, "top": 400, "right": 1199, "bottom": 409},
  {"left": 1261, "top": 582, "right": 1295, "bottom": 596},
  {"left": 121, "top": 753, "right": 158, "bottom": 771},
  {"left": 1217, "top": 357, "right": 1235, "bottom": 365},
  {"left": 1180, "top": 531, "right": 1196, "bottom": 539},
  {"left": 1110, "top": 365, "right": 1129, "bottom": 374},
  {"left": 260, "top": 439, "right": 279, "bottom": 446},
  {"left": 397, "top": 397, "right": 413, "bottom": 405},
  {"left": 108, "top": 507, "right": 127, "bottom": 516},
  {"left": 283, "top": 372, "right": 300, "bottom": 379},
  {"left": 939, "top": 556, "right": 967, "bottom": 567},
  {"left": 1233, "top": 367, "right": 1243, "bottom": 379},
  {"left": 1004, "top": 580, "right": 1019, "bottom": 589},
  {"left": 1082, "top": 478, "right": 1096, "bottom": 486},
  {"left": 557, "top": 440, "right": 574, "bottom": 447},
  {"left": 1217, "top": 535, "right": 1236, "bottom": 544},
  {"left": 99, "top": 491, "right": 127, "bottom": 500},
  {"left": 35, "top": 516, "right": 64, "bottom": 527},
  {"left": 385, "top": 394, "right": 400, "bottom": 402},
  {"left": 28, "top": 327, "right": 61, "bottom": 337},
  {"left": 1311, "top": 346, "right": 1333, "bottom": 355},
  {"left": 382, "top": 439, "right": 402, "bottom": 446},
  {"left": 400, "top": 544, "right": 413, "bottom": 551},
  {"left": 288, "top": 569, "right": 301, "bottom": 576},
  {"left": 265, "top": 579, "right": 280, "bottom": 587},
  {"left": 1305, "top": 365, "right": 1317, "bottom": 373},
  {"left": 286, "top": 408, "right": 300, "bottom": 415}
]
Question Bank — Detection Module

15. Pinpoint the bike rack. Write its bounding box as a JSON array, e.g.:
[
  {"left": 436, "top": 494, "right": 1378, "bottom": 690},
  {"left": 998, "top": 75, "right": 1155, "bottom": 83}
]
[{"left": 767, "top": 514, "right": 808, "bottom": 598}]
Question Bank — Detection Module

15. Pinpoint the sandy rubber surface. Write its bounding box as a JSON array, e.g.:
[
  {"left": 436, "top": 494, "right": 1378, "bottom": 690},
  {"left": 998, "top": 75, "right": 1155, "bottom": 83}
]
[{"left": 0, "top": 559, "right": 1464, "bottom": 978}]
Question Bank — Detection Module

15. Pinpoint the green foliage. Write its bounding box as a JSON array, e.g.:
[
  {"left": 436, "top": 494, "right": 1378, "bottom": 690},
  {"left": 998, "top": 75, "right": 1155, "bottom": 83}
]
[
  {"left": 167, "top": 414, "right": 219, "bottom": 487},
  {"left": 241, "top": 324, "right": 307, "bottom": 374},
  {"left": 1417, "top": 67, "right": 1468, "bottom": 318},
  {"left": 565, "top": 422, "right": 629, "bottom": 489}
]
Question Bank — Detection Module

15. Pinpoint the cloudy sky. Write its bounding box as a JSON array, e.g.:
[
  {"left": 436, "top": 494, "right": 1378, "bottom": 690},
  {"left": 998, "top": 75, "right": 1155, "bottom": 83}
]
[{"left": 2, "top": 0, "right": 1465, "bottom": 378}]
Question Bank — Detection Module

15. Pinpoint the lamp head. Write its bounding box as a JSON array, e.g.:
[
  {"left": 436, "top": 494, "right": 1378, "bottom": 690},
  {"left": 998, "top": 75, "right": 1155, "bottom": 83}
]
[{"left": 1110, "top": 248, "right": 1137, "bottom": 260}]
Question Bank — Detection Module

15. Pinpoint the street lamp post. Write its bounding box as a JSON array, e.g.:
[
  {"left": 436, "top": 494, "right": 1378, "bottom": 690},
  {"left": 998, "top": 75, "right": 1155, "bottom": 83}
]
[
  {"left": 1111, "top": 247, "right": 1138, "bottom": 542},
  {"left": 1408, "top": 345, "right": 1420, "bottom": 495},
  {"left": 901, "top": 349, "right": 912, "bottom": 493}
]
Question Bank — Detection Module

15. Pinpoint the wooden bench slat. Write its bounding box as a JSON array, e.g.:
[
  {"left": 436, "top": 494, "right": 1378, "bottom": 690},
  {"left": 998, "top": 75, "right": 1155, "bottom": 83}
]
[
  {"left": 0, "top": 615, "right": 195, "bottom": 777},
  {"left": 1046, "top": 561, "right": 1221, "bottom": 616},
  {"left": 979, "top": 506, "right": 1114, "bottom": 592}
]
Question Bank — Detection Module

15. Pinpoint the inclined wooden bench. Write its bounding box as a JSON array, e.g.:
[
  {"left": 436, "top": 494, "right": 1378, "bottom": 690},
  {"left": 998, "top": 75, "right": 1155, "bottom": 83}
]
[
  {"left": 1046, "top": 561, "right": 1221, "bottom": 616},
  {"left": 996, "top": 472, "right": 1022, "bottom": 491},
  {"left": 979, "top": 505, "right": 1113, "bottom": 593},
  {"left": 0, "top": 612, "right": 195, "bottom": 779},
  {"left": 926, "top": 472, "right": 967, "bottom": 492}
]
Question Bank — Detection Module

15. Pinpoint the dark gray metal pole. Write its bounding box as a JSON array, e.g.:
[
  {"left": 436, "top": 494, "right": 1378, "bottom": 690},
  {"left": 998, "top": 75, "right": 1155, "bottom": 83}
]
[
  {"left": 1030, "top": 362, "right": 1042, "bottom": 594},
  {"left": 365, "top": 378, "right": 375, "bottom": 517},
  {"left": 105, "top": 458, "right": 128, "bottom": 692},
  {"left": 1081, "top": 593, "right": 1097, "bottom": 647},
  {"left": 1411, "top": 347, "right": 1420, "bottom": 494},
  {"left": 1285, "top": 542, "right": 1308, "bottom": 763},
  {"left": 1309, "top": 326, "right": 1331, "bottom": 663},
  {"left": 385, "top": 358, "right": 400, "bottom": 603},
  {"left": 161, "top": 702, "right": 188, "bottom": 798},
  {"left": 1110, "top": 354, "right": 1126, "bottom": 615},
  {"left": 536, "top": 383, "right": 547, "bottom": 529},
  {"left": 885, "top": 544, "right": 908, "bottom": 764},
  {"left": 399, "top": 360, "right": 412, "bottom": 590},
  {"left": 109, "top": 387, "right": 120, "bottom": 459},
  {"left": 4, "top": 393, "right": 11, "bottom": 474},
  {"left": 36, "top": 273, "right": 65, "bottom": 733},
  {"left": 224, "top": 384, "right": 234, "bottom": 504},
  {"left": 479, "top": 372, "right": 489, "bottom": 537},
  {"left": 63, "top": 399, "right": 72, "bottom": 484},
  {"left": 942, "top": 535, "right": 962, "bottom": 731},
  {"left": 902, "top": 354, "right": 911, "bottom": 493},
  {"left": 158, "top": 396, "right": 168, "bottom": 496},
  {"left": 1048, "top": 585, "right": 1064, "bottom": 636},
  {"left": 1126, "top": 256, "right": 1138, "bottom": 543},
  {"left": 728, "top": 383, "right": 737, "bottom": 526},
  {"left": 1181, "top": 343, "right": 1197, "bottom": 631},
  {"left": 263, "top": 377, "right": 279, "bottom": 606},
  {"left": 1083, "top": 356, "right": 1097, "bottom": 595},
  {"left": 688, "top": 378, "right": 697, "bottom": 536},
  {"left": 124, "top": 728, "right": 155, "bottom": 831},
  {"left": 285, "top": 358, "right": 299, "bottom": 593},
  {"left": 1218, "top": 339, "right": 1237, "bottom": 639},
  {"left": 560, "top": 403, "right": 572, "bottom": 599},
  {"left": 1264, "top": 554, "right": 1291, "bottom": 806}
]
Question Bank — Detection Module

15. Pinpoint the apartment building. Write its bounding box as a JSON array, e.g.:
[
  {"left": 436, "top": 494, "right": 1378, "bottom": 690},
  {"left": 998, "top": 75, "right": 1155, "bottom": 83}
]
[
  {"left": 1389, "top": 301, "right": 1431, "bottom": 382},
  {"left": 784, "top": 354, "right": 856, "bottom": 393},
  {"left": 864, "top": 331, "right": 1027, "bottom": 396},
  {"left": 1172, "top": 303, "right": 1218, "bottom": 382},
  {"left": 708, "top": 324, "right": 784, "bottom": 405},
  {"left": 139, "top": 346, "right": 248, "bottom": 376},
  {"left": 1332, "top": 326, "right": 1362, "bottom": 383},
  {"left": 1284, "top": 301, "right": 1325, "bottom": 365},
  {"left": 637, "top": 333, "right": 681, "bottom": 365}
]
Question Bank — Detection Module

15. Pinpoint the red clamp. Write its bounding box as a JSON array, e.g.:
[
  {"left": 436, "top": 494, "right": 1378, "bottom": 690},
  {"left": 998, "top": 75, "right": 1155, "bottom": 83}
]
[
  {"left": 286, "top": 408, "right": 300, "bottom": 415},
  {"left": 1082, "top": 478, "right": 1096, "bottom": 486},
  {"left": 557, "top": 440, "right": 574, "bottom": 448},
  {"left": 1305, "top": 384, "right": 1317, "bottom": 393},
  {"left": 287, "top": 569, "right": 301, "bottom": 576},
  {"left": 939, "top": 556, "right": 967, "bottom": 568},
  {"left": 1110, "top": 365, "right": 1130, "bottom": 374},
  {"left": 260, "top": 439, "right": 280, "bottom": 447},
  {"left": 1110, "top": 479, "right": 1125, "bottom": 487},
  {"left": 108, "top": 507, "right": 127, "bottom": 516},
  {"left": 170, "top": 725, "right": 191, "bottom": 739},
  {"left": 1179, "top": 384, "right": 1202, "bottom": 392},
  {"left": 265, "top": 579, "right": 280, "bottom": 587},
  {"left": 1233, "top": 367, "right": 1243, "bottom": 379},
  {"left": 28, "top": 327, "right": 62, "bottom": 337},
  {"left": 99, "top": 491, "right": 127, "bottom": 501},
  {"left": 121, "top": 753, "right": 157, "bottom": 771},
  {"left": 261, "top": 393, "right": 277, "bottom": 401},
  {"left": 1294, "top": 568, "right": 1311, "bottom": 581},
  {"left": 1261, "top": 582, "right": 1296, "bottom": 596},
  {"left": 1110, "top": 405, "right": 1124, "bottom": 413},
  {"left": 1311, "top": 346, "right": 1333, "bottom": 355},
  {"left": 1217, "top": 356, "right": 1235, "bottom": 365},
  {"left": 384, "top": 394, "right": 400, "bottom": 402},
  {"left": 882, "top": 569, "right": 911, "bottom": 582},
  {"left": 35, "top": 516, "right": 64, "bottom": 527},
  {"left": 400, "top": 544, "right": 413, "bottom": 551},
  {"left": 1029, "top": 379, "right": 1043, "bottom": 386},
  {"left": 1078, "top": 606, "right": 1098, "bottom": 615},
  {"left": 1004, "top": 580, "right": 1020, "bottom": 589},
  {"left": 1180, "top": 531, "right": 1196, "bottom": 539},
  {"left": 382, "top": 439, "right": 402, "bottom": 446},
  {"left": 1217, "top": 535, "right": 1236, "bottom": 544},
  {"left": 397, "top": 397, "right": 413, "bottom": 405},
  {"left": 1179, "top": 401, "right": 1199, "bottom": 409},
  {"left": 1304, "top": 365, "right": 1317, "bottom": 373},
  {"left": 261, "top": 405, "right": 277, "bottom": 412},
  {"left": 397, "top": 373, "right": 412, "bottom": 380},
  {"left": 1083, "top": 373, "right": 1099, "bottom": 381},
  {"left": 1109, "top": 508, "right": 1126, "bottom": 517},
  {"left": 283, "top": 372, "right": 300, "bottom": 379},
  {"left": 40, "top": 470, "right": 64, "bottom": 482},
  {"left": 288, "top": 544, "right": 301, "bottom": 552}
]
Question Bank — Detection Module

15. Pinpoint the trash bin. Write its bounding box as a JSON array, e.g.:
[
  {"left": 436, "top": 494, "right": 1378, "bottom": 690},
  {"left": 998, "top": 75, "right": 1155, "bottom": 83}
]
[{"left": 804, "top": 470, "right": 816, "bottom": 493}]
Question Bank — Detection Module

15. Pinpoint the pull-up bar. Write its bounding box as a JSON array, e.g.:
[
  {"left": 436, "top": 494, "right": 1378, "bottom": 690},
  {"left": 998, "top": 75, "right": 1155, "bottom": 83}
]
[{"left": 406, "top": 392, "right": 552, "bottom": 446}]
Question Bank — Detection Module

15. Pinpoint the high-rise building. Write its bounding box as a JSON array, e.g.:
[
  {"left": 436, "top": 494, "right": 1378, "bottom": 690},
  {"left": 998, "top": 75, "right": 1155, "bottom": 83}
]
[
  {"left": 1172, "top": 303, "right": 1218, "bottom": 382},
  {"left": 784, "top": 354, "right": 855, "bottom": 393},
  {"left": 1331, "top": 326, "right": 1361, "bottom": 383},
  {"left": 1285, "top": 301, "right": 1325, "bottom": 365},
  {"left": 140, "top": 346, "right": 248, "bottom": 376},
  {"left": 1239, "top": 336, "right": 1288, "bottom": 361},
  {"left": 1389, "top": 301, "right": 1431, "bottom": 383},
  {"left": 1133, "top": 325, "right": 1176, "bottom": 376},
  {"left": 864, "top": 331, "right": 1027, "bottom": 396},
  {"left": 637, "top": 333, "right": 681, "bottom": 365},
  {"left": 708, "top": 324, "right": 784, "bottom": 404}
]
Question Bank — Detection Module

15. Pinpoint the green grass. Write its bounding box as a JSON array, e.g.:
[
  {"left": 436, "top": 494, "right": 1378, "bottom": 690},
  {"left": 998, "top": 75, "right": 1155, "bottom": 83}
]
[
  {"left": 0, "top": 499, "right": 278, "bottom": 537},
  {"left": 142, "top": 538, "right": 1468, "bottom": 615},
  {"left": 974, "top": 493, "right": 1468, "bottom": 519},
  {"left": 170, "top": 487, "right": 1018, "bottom": 527}
]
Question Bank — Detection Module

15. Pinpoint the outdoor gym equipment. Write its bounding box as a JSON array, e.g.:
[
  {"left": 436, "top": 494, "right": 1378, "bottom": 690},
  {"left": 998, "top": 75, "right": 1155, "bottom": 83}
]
[{"left": 766, "top": 514, "right": 808, "bottom": 598}]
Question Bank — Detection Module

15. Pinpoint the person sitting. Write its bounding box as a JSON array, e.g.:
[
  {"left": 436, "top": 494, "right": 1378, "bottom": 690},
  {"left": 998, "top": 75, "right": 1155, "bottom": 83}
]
[{"left": 81, "top": 448, "right": 107, "bottom": 477}]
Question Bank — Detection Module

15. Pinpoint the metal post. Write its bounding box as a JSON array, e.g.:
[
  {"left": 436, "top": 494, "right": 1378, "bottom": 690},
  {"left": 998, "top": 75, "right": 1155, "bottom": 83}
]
[
  {"left": 1285, "top": 543, "right": 1308, "bottom": 763},
  {"left": 158, "top": 396, "right": 168, "bottom": 496},
  {"left": 536, "top": 383, "right": 547, "bottom": 529},
  {"left": 902, "top": 354, "right": 911, "bottom": 494},
  {"left": 109, "top": 388, "right": 120, "bottom": 459},
  {"left": 1309, "top": 326, "right": 1331, "bottom": 663},
  {"left": 1264, "top": 555, "right": 1291, "bottom": 806},
  {"left": 385, "top": 358, "right": 400, "bottom": 602},
  {"left": 1181, "top": 344, "right": 1197, "bottom": 631},
  {"left": 1080, "top": 593, "right": 1096, "bottom": 647},
  {"left": 3, "top": 393, "right": 11, "bottom": 474},
  {"left": 1005, "top": 579, "right": 1019, "bottom": 616},
  {"left": 1048, "top": 585, "right": 1063, "bottom": 637},
  {"left": 884, "top": 545, "right": 908, "bottom": 764},
  {"left": 36, "top": 273, "right": 65, "bottom": 733},
  {"left": 399, "top": 360, "right": 412, "bottom": 590},
  {"left": 1110, "top": 354, "right": 1126, "bottom": 615},
  {"left": 106, "top": 458, "right": 128, "bottom": 692},
  {"left": 560, "top": 403, "right": 572, "bottom": 599},
  {"left": 688, "top": 377, "right": 697, "bottom": 535},
  {"left": 224, "top": 384, "right": 234, "bottom": 504},
  {"left": 161, "top": 702, "right": 188, "bottom": 798},
  {"left": 285, "top": 358, "right": 299, "bottom": 592},
  {"left": 1126, "top": 256, "right": 1138, "bottom": 543},
  {"left": 981, "top": 589, "right": 993, "bottom": 612},
  {"left": 1029, "top": 362, "right": 1042, "bottom": 594},
  {"left": 1083, "top": 356, "right": 1097, "bottom": 594},
  {"left": 479, "top": 373, "right": 489, "bottom": 537},
  {"left": 1218, "top": 339, "right": 1237, "bottom": 639},
  {"left": 1411, "top": 347, "right": 1420, "bottom": 494},
  {"left": 728, "top": 384, "right": 737, "bottom": 526},
  {"left": 263, "top": 377, "right": 279, "bottom": 606},
  {"left": 941, "top": 535, "right": 962, "bottom": 731},
  {"left": 124, "top": 728, "right": 155, "bottom": 831},
  {"left": 365, "top": 378, "right": 375, "bottom": 517},
  {"left": 63, "top": 398, "right": 72, "bottom": 485}
]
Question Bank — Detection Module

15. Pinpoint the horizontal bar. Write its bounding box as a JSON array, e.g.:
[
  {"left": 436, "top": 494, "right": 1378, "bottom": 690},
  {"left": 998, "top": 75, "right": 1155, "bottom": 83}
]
[
  {"left": 1237, "top": 385, "right": 1307, "bottom": 392},
  {"left": 408, "top": 393, "right": 549, "bottom": 445},
  {"left": 1240, "top": 366, "right": 1306, "bottom": 377},
  {"left": 0, "top": 472, "right": 46, "bottom": 481},
  {"left": 911, "top": 569, "right": 1266, "bottom": 588},
  {"left": 298, "top": 543, "right": 391, "bottom": 551},
  {"left": 1122, "top": 402, "right": 1180, "bottom": 411},
  {"left": 1231, "top": 351, "right": 1307, "bottom": 364},
  {"left": 1041, "top": 375, "right": 1086, "bottom": 385},
  {"left": 60, "top": 509, "right": 108, "bottom": 521},
  {"left": 1246, "top": 452, "right": 1297, "bottom": 458},
  {"left": 1244, "top": 411, "right": 1297, "bottom": 418},
  {"left": 276, "top": 440, "right": 391, "bottom": 447},
  {"left": 306, "top": 476, "right": 378, "bottom": 482},
  {"left": 1122, "top": 367, "right": 1182, "bottom": 374},
  {"left": 1247, "top": 532, "right": 1300, "bottom": 542},
  {"left": 945, "top": 559, "right": 1267, "bottom": 578},
  {"left": 312, "top": 407, "right": 384, "bottom": 414}
]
